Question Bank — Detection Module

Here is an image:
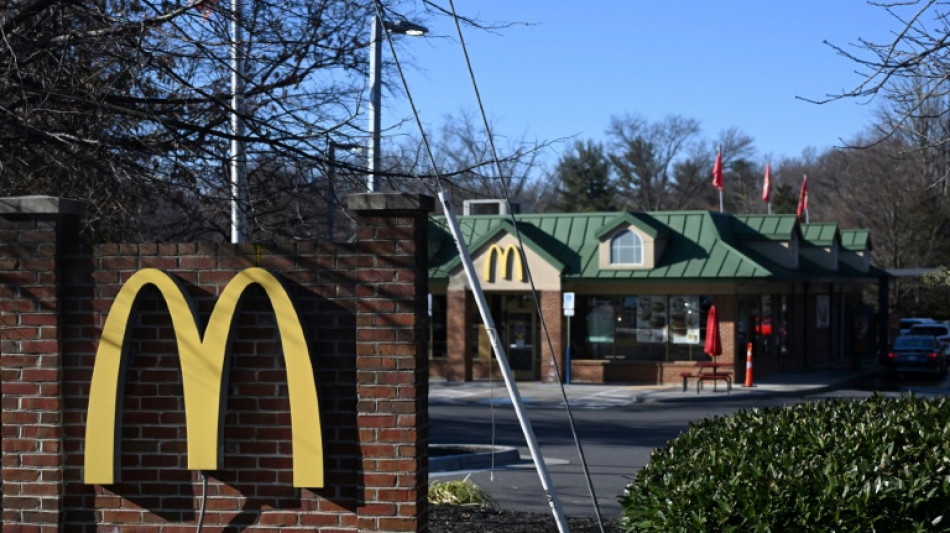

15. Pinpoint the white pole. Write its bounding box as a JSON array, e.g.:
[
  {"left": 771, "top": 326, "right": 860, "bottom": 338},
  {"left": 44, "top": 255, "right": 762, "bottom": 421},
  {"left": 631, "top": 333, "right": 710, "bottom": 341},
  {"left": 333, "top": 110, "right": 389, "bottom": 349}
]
[
  {"left": 367, "top": 15, "right": 382, "bottom": 193},
  {"left": 438, "top": 192, "right": 570, "bottom": 533},
  {"left": 230, "top": 0, "right": 246, "bottom": 243}
]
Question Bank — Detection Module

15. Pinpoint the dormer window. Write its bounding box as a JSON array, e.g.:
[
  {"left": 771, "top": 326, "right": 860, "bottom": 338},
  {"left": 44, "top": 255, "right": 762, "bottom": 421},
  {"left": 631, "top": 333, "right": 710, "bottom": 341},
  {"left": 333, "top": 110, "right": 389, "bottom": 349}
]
[{"left": 610, "top": 230, "right": 643, "bottom": 265}]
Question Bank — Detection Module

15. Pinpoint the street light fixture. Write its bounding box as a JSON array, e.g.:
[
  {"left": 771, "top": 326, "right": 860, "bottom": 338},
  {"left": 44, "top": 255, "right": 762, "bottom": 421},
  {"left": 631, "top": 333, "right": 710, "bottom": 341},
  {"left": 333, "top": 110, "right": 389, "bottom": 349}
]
[{"left": 367, "top": 16, "right": 428, "bottom": 193}]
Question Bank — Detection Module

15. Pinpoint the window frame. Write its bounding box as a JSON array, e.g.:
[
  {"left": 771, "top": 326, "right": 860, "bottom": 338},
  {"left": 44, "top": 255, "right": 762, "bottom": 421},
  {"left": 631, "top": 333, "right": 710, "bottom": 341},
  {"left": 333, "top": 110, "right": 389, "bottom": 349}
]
[{"left": 609, "top": 229, "right": 643, "bottom": 266}]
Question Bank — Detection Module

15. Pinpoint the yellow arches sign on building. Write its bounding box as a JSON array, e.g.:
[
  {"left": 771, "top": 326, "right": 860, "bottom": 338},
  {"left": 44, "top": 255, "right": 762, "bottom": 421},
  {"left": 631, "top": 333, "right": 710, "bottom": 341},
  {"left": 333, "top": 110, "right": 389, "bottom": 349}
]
[
  {"left": 84, "top": 267, "right": 323, "bottom": 488},
  {"left": 483, "top": 244, "right": 525, "bottom": 283}
]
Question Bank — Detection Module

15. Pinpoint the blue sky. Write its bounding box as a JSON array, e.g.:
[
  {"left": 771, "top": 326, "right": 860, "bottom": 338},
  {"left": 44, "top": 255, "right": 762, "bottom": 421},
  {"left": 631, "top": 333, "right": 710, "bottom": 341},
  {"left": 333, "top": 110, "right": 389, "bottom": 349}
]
[{"left": 381, "top": 1, "right": 901, "bottom": 172}]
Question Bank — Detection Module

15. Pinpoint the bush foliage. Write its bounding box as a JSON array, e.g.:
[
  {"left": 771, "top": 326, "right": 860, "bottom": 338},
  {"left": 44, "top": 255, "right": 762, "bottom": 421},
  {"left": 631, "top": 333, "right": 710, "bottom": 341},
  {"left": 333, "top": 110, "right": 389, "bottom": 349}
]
[
  {"left": 428, "top": 476, "right": 497, "bottom": 509},
  {"left": 620, "top": 394, "right": 950, "bottom": 532}
]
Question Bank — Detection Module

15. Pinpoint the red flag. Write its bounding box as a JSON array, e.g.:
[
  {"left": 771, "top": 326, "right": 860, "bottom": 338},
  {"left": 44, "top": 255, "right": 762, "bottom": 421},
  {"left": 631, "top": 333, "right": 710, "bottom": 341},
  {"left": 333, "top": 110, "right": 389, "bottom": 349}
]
[
  {"left": 796, "top": 175, "right": 809, "bottom": 220},
  {"left": 712, "top": 146, "right": 723, "bottom": 190},
  {"left": 762, "top": 162, "right": 771, "bottom": 203}
]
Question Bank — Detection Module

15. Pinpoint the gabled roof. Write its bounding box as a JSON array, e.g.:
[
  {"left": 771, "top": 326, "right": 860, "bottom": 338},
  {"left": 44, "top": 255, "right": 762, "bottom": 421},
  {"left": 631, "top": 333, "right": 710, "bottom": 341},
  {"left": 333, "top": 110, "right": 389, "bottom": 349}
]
[
  {"left": 800, "top": 223, "right": 840, "bottom": 247},
  {"left": 840, "top": 229, "right": 872, "bottom": 251},
  {"left": 429, "top": 210, "right": 882, "bottom": 283},
  {"left": 594, "top": 212, "right": 670, "bottom": 241},
  {"left": 429, "top": 210, "right": 815, "bottom": 282},
  {"left": 731, "top": 214, "right": 800, "bottom": 241},
  {"left": 428, "top": 217, "right": 567, "bottom": 279}
]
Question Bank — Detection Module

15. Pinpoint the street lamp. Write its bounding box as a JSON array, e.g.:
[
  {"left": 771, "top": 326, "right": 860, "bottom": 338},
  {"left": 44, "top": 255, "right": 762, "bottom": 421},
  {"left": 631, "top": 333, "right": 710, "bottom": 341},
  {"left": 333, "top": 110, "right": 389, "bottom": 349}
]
[
  {"left": 367, "top": 16, "right": 428, "bottom": 193},
  {"left": 327, "top": 140, "right": 362, "bottom": 240}
]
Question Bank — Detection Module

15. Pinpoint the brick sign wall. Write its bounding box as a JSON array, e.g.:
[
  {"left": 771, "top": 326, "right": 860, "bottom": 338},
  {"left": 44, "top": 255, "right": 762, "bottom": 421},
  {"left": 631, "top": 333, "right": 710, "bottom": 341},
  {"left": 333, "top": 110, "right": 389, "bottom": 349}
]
[{"left": 0, "top": 194, "right": 433, "bottom": 532}]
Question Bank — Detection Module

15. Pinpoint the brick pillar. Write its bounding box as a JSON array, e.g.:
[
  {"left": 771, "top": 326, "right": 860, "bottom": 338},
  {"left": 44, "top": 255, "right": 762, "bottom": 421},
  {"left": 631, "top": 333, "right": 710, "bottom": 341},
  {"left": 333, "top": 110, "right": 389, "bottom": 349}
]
[
  {"left": 348, "top": 193, "right": 433, "bottom": 533},
  {"left": 714, "top": 294, "right": 739, "bottom": 373},
  {"left": 445, "top": 290, "right": 472, "bottom": 382},
  {"left": 538, "top": 291, "right": 563, "bottom": 383},
  {"left": 0, "top": 196, "right": 85, "bottom": 530}
]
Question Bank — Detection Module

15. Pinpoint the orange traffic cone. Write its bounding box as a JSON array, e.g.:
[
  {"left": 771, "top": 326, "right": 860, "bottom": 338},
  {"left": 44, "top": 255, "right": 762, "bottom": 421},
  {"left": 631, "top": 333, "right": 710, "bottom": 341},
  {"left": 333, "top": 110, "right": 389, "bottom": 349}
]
[{"left": 744, "top": 342, "right": 754, "bottom": 387}]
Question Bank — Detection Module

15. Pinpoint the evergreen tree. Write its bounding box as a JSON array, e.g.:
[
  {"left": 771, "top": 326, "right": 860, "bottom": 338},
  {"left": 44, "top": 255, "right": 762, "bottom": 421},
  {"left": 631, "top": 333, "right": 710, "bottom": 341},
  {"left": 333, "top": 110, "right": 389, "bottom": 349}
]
[{"left": 553, "top": 140, "right": 615, "bottom": 212}]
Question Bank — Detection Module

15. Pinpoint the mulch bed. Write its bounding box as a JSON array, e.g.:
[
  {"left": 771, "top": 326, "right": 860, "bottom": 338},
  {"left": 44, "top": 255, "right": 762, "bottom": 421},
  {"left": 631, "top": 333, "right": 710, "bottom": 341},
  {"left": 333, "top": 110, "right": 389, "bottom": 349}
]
[{"left": 428, "top": 505, "right": 625, "bottom": 532}]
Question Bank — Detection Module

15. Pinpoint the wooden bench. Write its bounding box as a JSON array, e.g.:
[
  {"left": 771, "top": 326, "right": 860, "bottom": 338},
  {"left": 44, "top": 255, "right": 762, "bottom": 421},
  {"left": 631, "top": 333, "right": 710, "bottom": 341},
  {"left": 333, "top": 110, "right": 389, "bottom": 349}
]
[{"left": 696, "top": 373, "right": 732, "bottom": 393}]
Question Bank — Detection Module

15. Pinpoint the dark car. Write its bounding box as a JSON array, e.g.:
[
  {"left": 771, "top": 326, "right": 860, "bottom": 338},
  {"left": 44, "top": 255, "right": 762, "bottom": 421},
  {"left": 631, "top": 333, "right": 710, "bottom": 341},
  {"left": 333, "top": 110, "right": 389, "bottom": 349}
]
[
  {"left": 886, "top": 335, "right": 947, "bottom": 377},
  {"left": 908, "top": 323, "right": 950, "bottom": 356}
]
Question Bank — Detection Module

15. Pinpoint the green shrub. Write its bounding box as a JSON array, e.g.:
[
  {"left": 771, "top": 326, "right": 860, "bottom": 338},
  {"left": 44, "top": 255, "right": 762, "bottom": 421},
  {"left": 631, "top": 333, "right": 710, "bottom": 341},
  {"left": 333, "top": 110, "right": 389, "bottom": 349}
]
[
  {"left": 428, "top": 475, "right": 497, "bottom": 509},
  {"left": 620, "top": 394, "right": 950, "bottom": 532}
]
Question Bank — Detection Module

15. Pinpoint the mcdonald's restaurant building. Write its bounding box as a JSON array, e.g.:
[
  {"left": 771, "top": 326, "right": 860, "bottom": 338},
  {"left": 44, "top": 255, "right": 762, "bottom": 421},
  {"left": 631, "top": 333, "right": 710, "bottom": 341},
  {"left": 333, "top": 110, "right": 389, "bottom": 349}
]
[{"left": 426, "top": 208, "right": 883, "bottom": 385}]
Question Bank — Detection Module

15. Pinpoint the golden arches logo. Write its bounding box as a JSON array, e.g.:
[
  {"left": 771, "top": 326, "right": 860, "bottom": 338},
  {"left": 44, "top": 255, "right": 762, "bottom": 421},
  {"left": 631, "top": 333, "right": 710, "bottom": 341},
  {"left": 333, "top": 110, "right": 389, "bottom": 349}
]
[
  {"left": 84, "top": 267, "right": 323, "bottom": 488},
  {"left": 483, "top": 244, "right": 525, "bottom": 283}
]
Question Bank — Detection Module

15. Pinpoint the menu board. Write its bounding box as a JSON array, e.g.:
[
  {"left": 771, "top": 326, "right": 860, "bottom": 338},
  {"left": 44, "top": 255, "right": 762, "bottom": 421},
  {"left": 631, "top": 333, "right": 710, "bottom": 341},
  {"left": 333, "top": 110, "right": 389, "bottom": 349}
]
[
  {"left": 670, "top": 296, "right": 701, "bottom": 344},
  {"left": 636, "top": 295, "right": 668, "bottom": 343}
]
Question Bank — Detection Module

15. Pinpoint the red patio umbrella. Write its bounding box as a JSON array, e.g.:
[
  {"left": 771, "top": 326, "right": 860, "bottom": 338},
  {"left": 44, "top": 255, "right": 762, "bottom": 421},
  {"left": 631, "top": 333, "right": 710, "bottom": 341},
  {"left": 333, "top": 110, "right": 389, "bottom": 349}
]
[{"left": 704, "top": 305, "right": 722, "bottom": 358}]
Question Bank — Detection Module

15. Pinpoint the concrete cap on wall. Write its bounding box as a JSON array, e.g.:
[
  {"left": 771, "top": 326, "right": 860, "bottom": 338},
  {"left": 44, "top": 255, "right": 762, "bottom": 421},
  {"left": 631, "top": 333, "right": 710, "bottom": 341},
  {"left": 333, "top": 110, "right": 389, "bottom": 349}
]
[
  {"left": 0, "top": 196, "right": 86, "bottom": 216},
  {"left": 347, "top": 193, "right": 434, "bottom": 214}
]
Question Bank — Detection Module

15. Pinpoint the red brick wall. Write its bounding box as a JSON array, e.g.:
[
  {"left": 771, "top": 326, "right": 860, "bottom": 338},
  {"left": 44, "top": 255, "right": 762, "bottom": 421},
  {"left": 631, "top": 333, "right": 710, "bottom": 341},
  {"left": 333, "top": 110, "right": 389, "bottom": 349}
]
[
  {"left": 444, "top": 291, "right": 471, "bottom": 382},
  {"left": 538, "top": 291, "right": 563, "bottom": 383},
  {"left": 0, "top": 198, "right": 81, "bottom": 528},
  {"left": 0, "top": 194, "right": 432, "bottom": 532}
]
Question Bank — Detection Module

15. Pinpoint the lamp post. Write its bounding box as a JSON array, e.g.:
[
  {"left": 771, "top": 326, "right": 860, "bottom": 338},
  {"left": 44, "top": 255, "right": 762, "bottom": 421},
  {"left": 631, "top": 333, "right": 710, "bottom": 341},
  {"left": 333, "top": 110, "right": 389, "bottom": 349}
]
[
  {"left": 327, "top": 140, "right": 362, "bottom": 241},
  {"left": 367, "top": 16, "right": 428, "bottom": 193},
  {"left": 230, "top": 0, "right": 246, "bottom": 243}
]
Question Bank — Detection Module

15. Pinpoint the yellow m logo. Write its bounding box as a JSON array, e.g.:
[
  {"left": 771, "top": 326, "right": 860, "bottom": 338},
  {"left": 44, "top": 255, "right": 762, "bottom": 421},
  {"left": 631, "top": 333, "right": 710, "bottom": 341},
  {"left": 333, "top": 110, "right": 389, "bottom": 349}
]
[
  {"left": 483, "top": 244, "right": 525, "bottom": 283},
  {"left": 84, "top": 267, "right": 323, "bottom": 488}
]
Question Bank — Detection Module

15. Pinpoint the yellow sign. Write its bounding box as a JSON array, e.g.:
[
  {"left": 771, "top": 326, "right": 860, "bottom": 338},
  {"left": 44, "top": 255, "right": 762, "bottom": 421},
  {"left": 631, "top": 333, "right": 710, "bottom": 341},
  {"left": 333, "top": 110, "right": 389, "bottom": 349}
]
[
  {"left": 483, "top": 244, "right": 525, "bottom": 283},
  {"left": 84, "top": 268, "right": 323, "bottom": 488}
]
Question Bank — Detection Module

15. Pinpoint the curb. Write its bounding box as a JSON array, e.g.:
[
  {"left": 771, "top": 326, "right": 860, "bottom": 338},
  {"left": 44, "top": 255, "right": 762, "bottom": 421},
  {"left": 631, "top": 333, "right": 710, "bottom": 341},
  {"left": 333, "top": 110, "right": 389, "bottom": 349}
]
[
  {"left": 430, "top": 445, "right": 521, "bottom": 472},
  {"left": 643, "top": 368, "right": 882, "bottom": 404}
]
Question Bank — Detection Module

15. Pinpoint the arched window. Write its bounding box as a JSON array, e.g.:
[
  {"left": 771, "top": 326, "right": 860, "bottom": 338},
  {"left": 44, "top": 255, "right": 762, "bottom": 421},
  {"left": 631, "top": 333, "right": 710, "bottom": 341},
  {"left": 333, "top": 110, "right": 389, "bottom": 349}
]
[{"left": 610, "top": 230, "right": 642, "bottom": 265}]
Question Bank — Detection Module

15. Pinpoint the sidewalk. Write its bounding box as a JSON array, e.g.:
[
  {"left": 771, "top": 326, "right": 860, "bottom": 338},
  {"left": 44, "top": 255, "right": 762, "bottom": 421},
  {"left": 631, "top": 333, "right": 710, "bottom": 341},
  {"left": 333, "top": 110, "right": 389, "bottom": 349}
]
[{"left": 429, "top": 360, "right": 882, "bottom": 408}]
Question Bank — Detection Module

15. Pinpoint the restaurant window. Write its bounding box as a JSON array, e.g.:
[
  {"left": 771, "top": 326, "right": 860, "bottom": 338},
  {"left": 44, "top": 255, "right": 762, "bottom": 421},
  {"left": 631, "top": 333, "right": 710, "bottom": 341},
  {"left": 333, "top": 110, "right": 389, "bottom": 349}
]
[
  {"left": 584, "top": 297, "right": 615, "bottom": 358},
  {"left": 575, "top": 294, "right": 711, "bottom": 362},
  {"left": 610, "top": 230, "right": 642, "bottom": 265}
]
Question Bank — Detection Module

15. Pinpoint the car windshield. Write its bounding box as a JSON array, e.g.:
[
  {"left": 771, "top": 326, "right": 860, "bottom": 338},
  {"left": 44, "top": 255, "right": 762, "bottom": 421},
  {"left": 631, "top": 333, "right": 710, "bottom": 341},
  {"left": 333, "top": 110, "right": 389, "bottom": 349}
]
[
  {"left": 894, "top": 337, "right": 934, "bottom": 349},
  {"left": 911, "top": 326, "right": 946, "bottom": 336}
]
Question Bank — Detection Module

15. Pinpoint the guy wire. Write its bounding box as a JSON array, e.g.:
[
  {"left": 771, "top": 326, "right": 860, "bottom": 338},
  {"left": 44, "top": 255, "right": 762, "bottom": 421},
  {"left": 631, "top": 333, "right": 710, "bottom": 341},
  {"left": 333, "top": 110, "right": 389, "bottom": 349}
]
[{"left": 444, "top": 1, "right": 606, "bottom": 530}]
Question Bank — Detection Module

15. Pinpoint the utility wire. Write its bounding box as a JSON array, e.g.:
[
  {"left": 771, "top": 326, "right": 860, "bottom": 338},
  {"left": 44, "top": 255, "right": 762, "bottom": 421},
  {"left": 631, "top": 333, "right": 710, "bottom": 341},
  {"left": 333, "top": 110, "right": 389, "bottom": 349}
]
[
  {"left": 369, "top": 2, "right": 571, "bottom": 531},
  {"left": 444, "top": 1, "right": 606, "bottom": 531}
]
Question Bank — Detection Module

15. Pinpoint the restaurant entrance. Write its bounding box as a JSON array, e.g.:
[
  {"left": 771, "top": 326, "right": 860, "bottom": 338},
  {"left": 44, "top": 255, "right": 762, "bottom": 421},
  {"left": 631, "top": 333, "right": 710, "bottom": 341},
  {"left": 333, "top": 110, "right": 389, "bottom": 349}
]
[{"left": 472, "top": 293, "right": 538, "bottom": 380}]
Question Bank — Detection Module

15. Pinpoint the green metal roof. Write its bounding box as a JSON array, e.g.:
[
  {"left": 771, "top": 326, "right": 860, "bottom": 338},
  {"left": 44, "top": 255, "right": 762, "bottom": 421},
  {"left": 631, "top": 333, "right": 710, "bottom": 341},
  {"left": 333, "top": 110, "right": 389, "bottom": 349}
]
[
  {"left": 594, "top": 212, "right": 670, "bottom": 240},
  {"left": 731, "top": 214, "right": 800, "bottom": 241},
  {"left": 429, "top": 210, "right": 861, "bottom": 282},
  {"left": 840, "top": 229, "right": 871, "bottom": 251},
  {"left": 428, "top": 209, "right": 884, "bottom": 283},
  {"left": 800, "top": 223, "right": 840, "bottom": 246}
]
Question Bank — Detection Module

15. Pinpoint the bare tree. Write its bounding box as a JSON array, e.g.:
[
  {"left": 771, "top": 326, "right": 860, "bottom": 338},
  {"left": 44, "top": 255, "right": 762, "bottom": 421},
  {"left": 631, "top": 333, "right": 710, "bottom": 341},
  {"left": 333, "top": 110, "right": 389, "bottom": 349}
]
[
  {"left": 391, "top": 110, "right": 559, "bottom": 214},
  {"left": 0, "top": 0, "right": 440, "bottom": 242},
  {"left": 813, "top": 1, "right": 950, "bottom": 152},
  {"left": 607, "top": 113, "right": 704, "bottom": 211}
]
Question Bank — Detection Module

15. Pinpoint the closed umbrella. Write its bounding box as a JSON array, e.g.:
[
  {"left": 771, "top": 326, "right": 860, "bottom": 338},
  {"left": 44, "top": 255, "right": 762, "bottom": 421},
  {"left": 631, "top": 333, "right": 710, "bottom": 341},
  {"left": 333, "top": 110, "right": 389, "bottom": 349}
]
[{"left": 704, "top": 305, "right": 722, "bottom": 358}]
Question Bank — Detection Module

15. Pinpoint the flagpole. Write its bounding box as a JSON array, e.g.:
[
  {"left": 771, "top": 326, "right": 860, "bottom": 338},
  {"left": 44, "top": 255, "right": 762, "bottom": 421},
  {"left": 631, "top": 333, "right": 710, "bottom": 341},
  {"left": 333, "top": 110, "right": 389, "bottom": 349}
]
[{"left": 767, "top": 203, "right": 771, "bottom": 215}]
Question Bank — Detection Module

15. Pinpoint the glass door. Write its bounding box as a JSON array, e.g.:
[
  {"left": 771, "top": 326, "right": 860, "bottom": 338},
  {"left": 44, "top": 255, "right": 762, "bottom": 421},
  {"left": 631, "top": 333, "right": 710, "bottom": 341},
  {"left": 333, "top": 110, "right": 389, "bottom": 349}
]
[{"left": 506, "top": 311, "right": 536, "bottom": 379}]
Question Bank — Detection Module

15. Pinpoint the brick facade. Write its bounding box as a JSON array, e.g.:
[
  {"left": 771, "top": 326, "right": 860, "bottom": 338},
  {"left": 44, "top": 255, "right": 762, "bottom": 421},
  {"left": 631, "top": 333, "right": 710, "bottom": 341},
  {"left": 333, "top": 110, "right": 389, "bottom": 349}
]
[{"left": 0, "top": 194, "right": 433, "bottom": 532}]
